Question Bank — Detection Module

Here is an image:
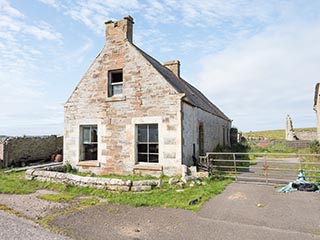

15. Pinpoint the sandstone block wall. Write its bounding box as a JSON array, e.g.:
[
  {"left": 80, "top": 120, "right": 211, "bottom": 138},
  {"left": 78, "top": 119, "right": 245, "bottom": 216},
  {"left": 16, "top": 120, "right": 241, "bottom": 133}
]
[
  {"left": 25, "top": 168, "right": 161, "bottom": 192},
  {"left": 0, "top": 135, "right": 63, "bottom": 168},
  {"left": 182, "top": 103, "right": 231, "bottom": 166},
  {"left": 295, "top": 130, "right": 317, "bottom": 141}
]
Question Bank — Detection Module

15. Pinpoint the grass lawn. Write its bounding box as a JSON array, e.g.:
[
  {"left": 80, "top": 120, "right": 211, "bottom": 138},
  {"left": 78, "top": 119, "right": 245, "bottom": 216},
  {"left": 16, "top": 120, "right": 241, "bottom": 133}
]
[
  {"left": 243, "top": 128, "right": 316, "bottom": 140},
  {"left": 0, "top": 171, "right": 231, "bottom": 212}
]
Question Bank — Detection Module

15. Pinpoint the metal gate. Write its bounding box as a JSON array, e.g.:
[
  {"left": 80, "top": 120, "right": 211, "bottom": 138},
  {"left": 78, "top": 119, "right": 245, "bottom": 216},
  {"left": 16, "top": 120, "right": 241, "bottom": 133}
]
[{"left": 199, "top": 152, "right": 320, "bottom": 184}]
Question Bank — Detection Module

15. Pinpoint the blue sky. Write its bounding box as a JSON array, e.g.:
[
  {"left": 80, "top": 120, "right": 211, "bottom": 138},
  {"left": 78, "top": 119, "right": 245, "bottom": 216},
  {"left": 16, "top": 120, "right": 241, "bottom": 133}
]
[{"left": 1, "top": 0, "right": 320, "bottom": 136}]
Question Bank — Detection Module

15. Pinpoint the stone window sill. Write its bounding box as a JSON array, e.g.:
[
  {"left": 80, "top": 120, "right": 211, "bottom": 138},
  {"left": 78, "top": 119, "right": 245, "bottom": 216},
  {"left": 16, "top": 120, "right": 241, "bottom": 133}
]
[
  {"left": 106, "top": 96, "right": 126, "bottom": 102},
  {"left": 77, "top": 160, "right": 100, "bottom": 167},
  {"left": 133, "top": 164, "right": 163, "bottom": 171}
]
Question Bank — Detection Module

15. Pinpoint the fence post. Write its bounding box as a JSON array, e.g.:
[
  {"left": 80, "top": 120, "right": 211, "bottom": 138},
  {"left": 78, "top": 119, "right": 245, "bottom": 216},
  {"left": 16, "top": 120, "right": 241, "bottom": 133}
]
[
  {"left": 298, "top": 154, "right": 302, "bottom": 171},
  {"left": 233, "top": 153, "right": 237, "bottom": 181},
  {"left": 207, "top": 154, "right": 212, "bottom": 175}
]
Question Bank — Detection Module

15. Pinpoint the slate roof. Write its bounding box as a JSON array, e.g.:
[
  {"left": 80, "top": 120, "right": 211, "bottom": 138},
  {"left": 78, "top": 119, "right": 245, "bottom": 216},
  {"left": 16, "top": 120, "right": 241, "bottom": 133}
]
[{"left": 136, "top": 46, "right": 231, "bottom": 121}]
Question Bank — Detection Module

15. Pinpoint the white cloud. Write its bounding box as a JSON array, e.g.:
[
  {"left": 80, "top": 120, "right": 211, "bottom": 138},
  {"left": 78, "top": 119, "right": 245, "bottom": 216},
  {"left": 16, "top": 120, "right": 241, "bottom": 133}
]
[
  {"left": 64, "top": 37, "right": 94, "bottom": 64},
  {"left": 38, "top": 0, "right": 61, "bottom": 9},
  {"left": 0, "top": 0, "right": 64, "bottom": 136},
  {"left": 0, "top": 0, "right": 24, "bottom": 18},
  {"left": 196, "top": 21, "right": 320, "bottom": 131},
  {"left": 63, "top": 0, "right": 141, "bottom": 34},
  {"left": 24, "top": 21, "right": 62, "bottom": 43}
]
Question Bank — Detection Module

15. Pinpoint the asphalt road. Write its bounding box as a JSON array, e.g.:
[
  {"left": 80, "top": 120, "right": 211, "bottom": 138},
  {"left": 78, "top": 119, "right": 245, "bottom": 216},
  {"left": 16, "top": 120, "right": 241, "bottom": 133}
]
[
  {"left": 50, "top": 183, "right": 320, "bottom": 240},
  {"left": 0, "top": 210, "right": 71, "bottom": 240}
]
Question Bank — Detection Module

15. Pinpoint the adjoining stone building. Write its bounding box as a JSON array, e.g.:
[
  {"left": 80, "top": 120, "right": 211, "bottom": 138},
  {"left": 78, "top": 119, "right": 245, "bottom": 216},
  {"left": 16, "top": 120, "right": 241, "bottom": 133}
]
[{"left": 64, "top": 16, "right": 231, "bottom": 176}]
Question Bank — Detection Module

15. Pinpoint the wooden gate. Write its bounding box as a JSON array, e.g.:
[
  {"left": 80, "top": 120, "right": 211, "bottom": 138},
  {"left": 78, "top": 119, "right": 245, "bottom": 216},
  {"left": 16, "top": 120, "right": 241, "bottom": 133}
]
[{"left": 199, "top": 152, "right": 320, "bottom": 184}]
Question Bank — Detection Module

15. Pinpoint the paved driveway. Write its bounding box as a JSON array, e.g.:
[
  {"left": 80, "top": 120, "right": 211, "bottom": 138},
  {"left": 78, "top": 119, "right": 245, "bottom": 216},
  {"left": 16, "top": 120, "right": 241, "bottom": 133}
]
[
  {"left": 50, "top": 183, "right": 320, "bottom": 240},
  {"left": 199, "top": 183, "right": 320, "bottom": 234},
  {"left": 0, "top": 210, "right": 71, "bottom": 240}
]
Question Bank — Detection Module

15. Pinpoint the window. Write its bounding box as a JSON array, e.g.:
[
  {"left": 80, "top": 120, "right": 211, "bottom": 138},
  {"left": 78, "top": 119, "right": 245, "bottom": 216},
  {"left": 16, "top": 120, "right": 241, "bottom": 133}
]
[
  {"left": 80, "top": 125, "right": 98, "bottom": 161},
  {"left": 108, "top": 70, "right": 123, "bottom": 96},
  {"left": 137, "top": 124, "right": 158, "bottom": 163}
]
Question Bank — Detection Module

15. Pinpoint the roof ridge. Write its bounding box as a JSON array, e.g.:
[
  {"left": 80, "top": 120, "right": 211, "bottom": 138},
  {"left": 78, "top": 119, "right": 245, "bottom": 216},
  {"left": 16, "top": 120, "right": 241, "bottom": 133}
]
[{"left": 130, "top": 43, "right": 230, "bottom": 121}]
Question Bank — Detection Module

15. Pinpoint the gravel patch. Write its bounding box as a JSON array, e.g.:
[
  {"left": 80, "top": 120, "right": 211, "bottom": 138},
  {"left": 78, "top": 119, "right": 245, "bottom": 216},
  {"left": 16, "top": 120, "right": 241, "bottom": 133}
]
[{"left": 0, "top": 189, "right": 68, "bottom": 219}]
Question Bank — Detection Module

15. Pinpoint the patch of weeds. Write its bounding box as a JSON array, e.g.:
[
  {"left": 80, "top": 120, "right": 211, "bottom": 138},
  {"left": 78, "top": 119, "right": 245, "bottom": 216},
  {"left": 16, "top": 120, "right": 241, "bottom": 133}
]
[
  {"left": 2, "top": 170, "right": 231, "bottom": 213},
  {"left": 0, "top": 171, "right": 39, "bottom": 194},
  {"left": 37, "top": 205, "right": 92, "bottom": 238},
  {"left": 37, "top": 193, "right": 77, "bottom": 203},
  {"left": 107, "top": 178, "right": 232, "bottom": 211},
  {"left": 79, "top": 196, "right": 101, "bottom": 205},
  {"left": 65, "top": 161, "right": 78, "bottom": 174},
  {"left": 0, "top": 171, "right": 68, "bottom": 194},
  {"left": 0, "top": 203, "right": 29, "bottom": 219},
  {"left": 309, "top": 140, "right": 320, "bottom": 154}
]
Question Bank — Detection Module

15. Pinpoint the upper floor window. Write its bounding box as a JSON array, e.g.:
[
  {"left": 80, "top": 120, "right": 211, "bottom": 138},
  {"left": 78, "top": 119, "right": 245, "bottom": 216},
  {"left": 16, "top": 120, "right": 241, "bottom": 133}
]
[{"left": 108, "top": 70, "right": 123, "bottom": 96}]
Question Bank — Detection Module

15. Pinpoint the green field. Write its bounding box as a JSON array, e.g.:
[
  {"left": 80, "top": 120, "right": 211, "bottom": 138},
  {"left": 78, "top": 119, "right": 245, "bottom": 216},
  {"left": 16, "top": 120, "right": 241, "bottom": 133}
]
[{"left": 243, "top": 128, "right": 316, "bottom": 140}]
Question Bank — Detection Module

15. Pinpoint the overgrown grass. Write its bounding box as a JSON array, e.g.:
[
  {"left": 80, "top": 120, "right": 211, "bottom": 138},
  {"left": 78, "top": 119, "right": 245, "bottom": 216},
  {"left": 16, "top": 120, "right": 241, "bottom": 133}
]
[
  {"left": 243, "top": 128, "right": 316, "bottom": 140},
  {"left": 37, "top": 193, "right": 77, "bottom": 203},
  {"left": 0, "top": 171, "right": 66, "bottom": 194},
  {"left": 105, "top": 178, "right": 231, "bottom": 211},
  {"left": 248, "top": 142, "right": 297, "bottom": 154},
  {"left": 0, "top": 170, "right": 231, "bottom": 212},
  {"left": 243, "top": 129, "right": 286, "bottom": 140}
]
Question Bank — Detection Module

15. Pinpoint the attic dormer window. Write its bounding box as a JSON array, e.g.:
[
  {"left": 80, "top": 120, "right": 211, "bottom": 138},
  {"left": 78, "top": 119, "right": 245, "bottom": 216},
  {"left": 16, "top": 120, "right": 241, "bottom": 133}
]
[{"left": 108, "top": 70, "right": 123, "bottom": 96}]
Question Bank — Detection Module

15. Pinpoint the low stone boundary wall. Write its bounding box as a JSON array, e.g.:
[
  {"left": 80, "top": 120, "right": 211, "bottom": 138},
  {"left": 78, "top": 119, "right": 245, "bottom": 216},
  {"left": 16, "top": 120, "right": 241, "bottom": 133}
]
[
  {"left": 25, "top": 169, "right": 161, "bottom": 192},
  {"left": 1, "top": 135, "right": 63, "bottom": 168}
]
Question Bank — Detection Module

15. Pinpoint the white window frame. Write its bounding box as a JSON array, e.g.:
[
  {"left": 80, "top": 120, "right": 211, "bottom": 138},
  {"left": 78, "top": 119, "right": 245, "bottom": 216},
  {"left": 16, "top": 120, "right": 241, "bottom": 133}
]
[
  {"left": 108, "top": 69, "right": 123, "bottom": 97},
  {"left": 137, "top": 124, "right": 159, "bottom": 163},
  {"left": 80, "top": 125, "right": 98, "bottom": 161}
]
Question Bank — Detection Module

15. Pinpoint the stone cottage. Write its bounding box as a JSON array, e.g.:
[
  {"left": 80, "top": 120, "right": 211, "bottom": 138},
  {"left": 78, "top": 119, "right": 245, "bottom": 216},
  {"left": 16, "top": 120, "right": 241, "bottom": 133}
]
[{"left": 64, "top": 16, "right": 231, "bottom": 176}]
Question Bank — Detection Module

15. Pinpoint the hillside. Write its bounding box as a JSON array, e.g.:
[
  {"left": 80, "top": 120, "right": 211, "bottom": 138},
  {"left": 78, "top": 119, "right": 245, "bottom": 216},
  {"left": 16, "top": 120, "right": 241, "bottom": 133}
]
[{"left": 243, "top": 128, "right": 316, "bottom": 140}]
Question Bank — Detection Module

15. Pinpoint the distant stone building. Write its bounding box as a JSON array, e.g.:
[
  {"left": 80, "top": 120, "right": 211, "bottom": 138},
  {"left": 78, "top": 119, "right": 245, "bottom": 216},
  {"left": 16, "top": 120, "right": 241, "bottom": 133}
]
[
  {"left": 64, "top": 16, "right": 231, "bottom": 176},
  {"left": 285, "top": 115, "right": 299, "bottom": 141},
  {"left": 285, "top": 115, "right": 316, "bottom": 141}
]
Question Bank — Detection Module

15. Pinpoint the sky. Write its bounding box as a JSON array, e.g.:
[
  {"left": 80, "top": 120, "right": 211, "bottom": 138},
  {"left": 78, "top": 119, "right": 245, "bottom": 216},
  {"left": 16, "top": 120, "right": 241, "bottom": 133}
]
[{"left": 0, "top": 0, "right": 320, "bottom": 136}]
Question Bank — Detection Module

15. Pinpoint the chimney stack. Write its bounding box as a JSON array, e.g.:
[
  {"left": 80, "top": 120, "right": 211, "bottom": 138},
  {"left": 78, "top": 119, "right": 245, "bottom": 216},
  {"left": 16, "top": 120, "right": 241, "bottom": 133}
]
[
  {"left": 105, "top": 16, "right": 134, "bottom": 43},
  {"left": 164, "top": 60, "right": 180, "bottom": 78}
]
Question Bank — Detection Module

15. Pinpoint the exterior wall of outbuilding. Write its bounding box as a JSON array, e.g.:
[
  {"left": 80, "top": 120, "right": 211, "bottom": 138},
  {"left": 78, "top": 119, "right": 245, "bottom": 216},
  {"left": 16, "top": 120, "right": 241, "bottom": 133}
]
[{"left": 182, "top": 102, "right": 231, "bottom": 166}]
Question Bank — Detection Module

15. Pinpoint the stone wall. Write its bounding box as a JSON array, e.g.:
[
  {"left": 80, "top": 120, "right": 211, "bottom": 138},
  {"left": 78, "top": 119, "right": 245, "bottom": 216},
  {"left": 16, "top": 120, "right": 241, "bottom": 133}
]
[
  {"left": 0, "top": 135, "right": 63, "bottom": 168},
  {"left": 295, "top": 130, "right": 317, "bottom": 141},
  {"left": 249, "top": 140, "right": 312, "bottom": 150},
  {"left": 25, "top": 168, "right": 161, "bottom": 192}
]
